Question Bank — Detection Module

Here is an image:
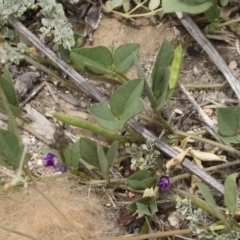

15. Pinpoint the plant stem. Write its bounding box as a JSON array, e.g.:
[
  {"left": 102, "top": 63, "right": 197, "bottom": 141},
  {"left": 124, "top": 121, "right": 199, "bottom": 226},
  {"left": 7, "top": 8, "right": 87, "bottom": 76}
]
[
  {"left": 0, "top": 85, "right": 21, "bottom": 143},
  {"left": 154, "top": 110, "right": 173, "bottom": 133},
  {"left": 127, "top": 0, "right": 148, "bottom": 14},
  {"left": 24, "top": 55, "right": 81, "bottom": 91},
  {"left": 112, "top": 8, "right": 163, "bottom": 19},
  {"left": 113, "top": 71, "right": 130, "bottom": 82},
  {"left": 174, "top": 129, "right": 240, "bottom": 156},
  {"left": 184, "top": 83, "right": 226, "bottom": 89},
  {"left": 53, "top": 112, "right": 127, "bottom": 143},
  {"left": 107, "top": 225, "right": 226, "bottom": 240},
  {"left": 218, "top": 17, "right": 240, "bottom": 27},
  {"left": 124, "top": 124, "right": 144, "bottom": 143},
  {"left": 89, "top": 178, "right": 126, "bottom": 185}
]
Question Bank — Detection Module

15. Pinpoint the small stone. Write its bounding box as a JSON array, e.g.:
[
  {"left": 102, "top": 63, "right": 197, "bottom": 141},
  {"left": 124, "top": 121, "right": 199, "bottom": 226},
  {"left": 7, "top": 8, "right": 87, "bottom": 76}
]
[
  {"left": 229, "top": 60, "right": 237, "bottom": 70},
  {"left": 52, "top": 44, "right": 59, "bottom": 52},
  {"left": 174, "top": 109, "right": 183, "bottom": 115},
  {"left": 37, "top": 159, "right": 43, "bottom": 166},
  {"left": 22, "top": 137, "right": 31, "bottom": 145},
  {"left": 168, "top": 211, "right": 181, "bottom": 228},
  {"left": 203, "top": 108, "right": 213, "bottom": 116}
]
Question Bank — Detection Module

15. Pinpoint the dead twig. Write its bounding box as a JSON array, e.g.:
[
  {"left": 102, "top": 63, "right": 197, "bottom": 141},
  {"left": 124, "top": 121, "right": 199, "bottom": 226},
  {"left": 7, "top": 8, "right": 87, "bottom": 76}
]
[
  {"left": 44, "top": 81, "right": 58, "bottom": 104},
  {"left": 19, "top": 82, "right": 45, "bottom": 108},
  {"left": 178, "top": 81, "right": 217, "bottom": 132}
]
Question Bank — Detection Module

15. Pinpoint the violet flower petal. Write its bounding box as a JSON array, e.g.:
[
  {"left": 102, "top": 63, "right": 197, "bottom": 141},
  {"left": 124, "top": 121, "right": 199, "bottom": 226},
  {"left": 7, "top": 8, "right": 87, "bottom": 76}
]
[
  {"left": 158, "top": 174, "right": 171, "bottom": 190},
  {"left": 59, "top": 164, "right": 67, "bottom": 173},
  {"left": 43, "top": 152, "right": 56, "bottom": 167}
]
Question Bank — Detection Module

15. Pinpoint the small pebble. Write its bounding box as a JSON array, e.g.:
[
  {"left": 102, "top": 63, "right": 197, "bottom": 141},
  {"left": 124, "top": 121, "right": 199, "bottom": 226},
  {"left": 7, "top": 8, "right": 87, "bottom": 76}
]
[
  {"left": 22, "top": 137, "right": 31, "bottom": 145},
  {"left": 174, "top": 109, "right": 183, "bottom": 115},
  {"left": 229, "top": 60, "right": 237, "bottom": 70},
  {"left": 37, "top": 159, "right": 43, "bottom": 166}
]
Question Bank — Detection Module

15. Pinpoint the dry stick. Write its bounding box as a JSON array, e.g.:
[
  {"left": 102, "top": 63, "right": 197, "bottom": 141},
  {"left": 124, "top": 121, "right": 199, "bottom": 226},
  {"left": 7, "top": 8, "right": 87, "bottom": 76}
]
[
  {"left": 44, "top": 81, "right": 58, "bottom": 103},
  {"left": 178, "top": 82, "right": 223, "bottom": 143},
  {"left": 8, "top": 16, "right": 107, "bottom": 103},
  {"left": 178, "top": 81, "right": 216, "bottom": 131},
  {"left": 108, "top": 229, "right": 192, "bottom": 240},
  {"left": 7, "top": 16, "right": 225, "bottom": 195},
  {"left": 108, "top": 225, "right": 226, "bottom": 240},
  {"left": 180, "top": 13, "right": 240, "bottom": 100},
  {"left": 19, "top": 82, "right": 45, "bottom": 108},
  {"left": 24, "top": 55, "right": 80, "bottom": 91}
]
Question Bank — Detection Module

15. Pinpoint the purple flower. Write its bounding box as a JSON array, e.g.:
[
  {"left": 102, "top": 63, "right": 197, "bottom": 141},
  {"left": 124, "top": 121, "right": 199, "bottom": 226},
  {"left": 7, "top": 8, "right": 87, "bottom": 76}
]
[
  {"left": 158, "top": 174, "right": 171, "bottom": 190},
  {"left": 59, "top": 164, "right": 67, "bottom": 173},
  {"left": 43, "top": 152, "right": 67, "bottom": 173}
]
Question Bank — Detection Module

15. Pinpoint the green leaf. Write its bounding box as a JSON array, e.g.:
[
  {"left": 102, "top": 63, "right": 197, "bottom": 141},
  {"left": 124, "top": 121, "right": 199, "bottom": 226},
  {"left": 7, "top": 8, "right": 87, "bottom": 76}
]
[
  {"left": 151, "top": 39, "right": 174, "bottom": 100},
  {"left": 136, "top": 201, "right": 152, "bottom": 216},
  {"left": 224, "top": 173, "right": 239, "bottom": 215},
  {"left": 167, "top": 44, "right": 183, "bottom": 99},
  {"left": 0, "top": 100, "right": 21, "bottom": 117},
  {"left": 127, "top": 170, "right": 158, "bottom": 190},
  {"left": 156, "top": 68, "right": 170, "bottom": 110},
  {"left": 198, "top": 183, "right": 230, "bottom": 228},
  {"left": 106, "top": 141, "right": 119, "bottom": 166},
  {"left": 105, "top": 0, "right": 123, "bottom": 10},
  {"left": 113, "top": 43, "right": 140, "bottom": 73},
  {"left": 90, "top": 80, "right": 144, "bottom": 130},
  {"left": 0, "top": 129, "right": 22, "bottom": 169},
  {"left": 132, "top": 52, "right": 158, "bottom": 108},
  {"left": 104, "top": 1, "right": 114, "bottom": 12},
  {"left": 204, "top": 5, "right": 220, "bottom": 23},
  {"left": 3, "top": 67, "right": 14, "bottom": 86},
  {"left": 110, "top": 79, "right": 144, "bottom": 117},
  {"left": 198, "top": 183, "right": 217, "bottom": 208},
  {"left": 70, "top": 47, "right": 113, "bottom": 75},
  {"left": 79, "top": 137, "right": 100, "bottom": 169},
  {"left": 126, "top": 196, "right": 151, "bottom": 212},
  {"left": 64, "top": 140, "right": 80, "bottom": 169},
  {"left": 132, "top": 52, "right": 146, "bottom": 80},
  {"left": 97, "top": 142, "right": 108, "bottom": 177},
  {"left": 64, "top": 145, "right": 72, "bottom": 167},
  {"left": 139, "top": 221, "right": 148, "bottom": 234},
  {"left": 89, "top": 102, "right": 121, "bottom": 130},
  {"left": 33, "top": 54, "right": 57, "bottom": 67},
  {"left": 162, "top": 0, "right": 213, "bottom": 14},
  {"left": 149, "top": 196, "right": 158, "bottom": 215},
  {"left": 123, "top": 0, "right": 130, "bottom": 12},
  {"left": 149, "top": 0, "right": 160, "bottom": 11},
  {"left": 216, "top": 133, "right": 240, "bottom": 144},
  {"left": 79, "top": 137, "right": 108, "bottom": 169},
  {"left": 121, "top": 97, "right": 145, "bottom": 123},
  {"left": 220, "top": 0, "right": 228, "bottom": 7},
  {"left": 0, "top": 77, "right": 19, "bottom": 107},
  {"left": 59, "top": 44, "right": 70, "bottom": 62},
  {"left": 217, "top": 106, "right": 239, "bottom": 137}
]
